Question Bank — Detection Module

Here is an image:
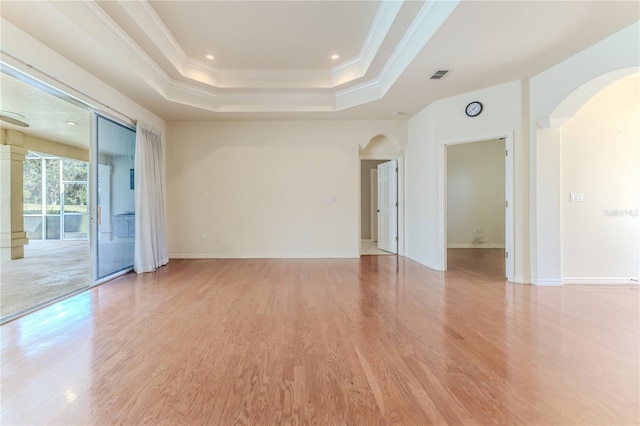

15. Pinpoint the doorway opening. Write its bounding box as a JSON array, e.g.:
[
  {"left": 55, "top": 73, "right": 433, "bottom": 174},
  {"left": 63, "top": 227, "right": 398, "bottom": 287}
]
[
  {"left": 1, "top": 63, "right": 138, "bottom": 322},
  {"left": 360, "top": 159, "right": 397, "bottom": 255},
  {"left": 359, "top": 133, "right": 404, "bottom": 257},
  {"left": 1, "top": 67, "right": 92, "bottom": 321},
  {"left": 442, "top": 134, "right": 514, "bottom": 281}
]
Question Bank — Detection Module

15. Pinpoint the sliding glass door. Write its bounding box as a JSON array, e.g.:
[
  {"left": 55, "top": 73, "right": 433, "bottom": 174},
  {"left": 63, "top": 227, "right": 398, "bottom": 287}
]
[{"left": 93, "top": 114, "right": 136, "bottom": 283}]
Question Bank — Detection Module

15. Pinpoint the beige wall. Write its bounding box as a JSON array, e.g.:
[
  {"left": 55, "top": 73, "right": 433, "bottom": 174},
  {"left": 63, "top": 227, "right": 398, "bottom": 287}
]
[
  {"left": 560, "top": 75, "right": 639, "bottom": 282},
  {"left": 447, "top": 139, "right": 505, "bottom": 247},
  {"left": 24, "top": 134, "right": 89, "bottom": 162},
  {"left": 166, "top": 120, "right": 406, "bottom": 258}
]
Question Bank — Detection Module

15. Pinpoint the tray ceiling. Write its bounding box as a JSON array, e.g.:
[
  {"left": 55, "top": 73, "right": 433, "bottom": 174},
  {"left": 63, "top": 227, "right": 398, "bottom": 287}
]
[{"left": 0, "top": 1, "right": 638, "bottom": 122}]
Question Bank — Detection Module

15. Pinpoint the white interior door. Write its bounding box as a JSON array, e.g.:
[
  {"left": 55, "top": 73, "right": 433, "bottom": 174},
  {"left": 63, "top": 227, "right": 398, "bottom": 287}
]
[
  {"left": 377, "top": 160, "right": 398, "bottom": 253},
  {"left": 370, "top": 169, "right": 378, "bottom": 242}
]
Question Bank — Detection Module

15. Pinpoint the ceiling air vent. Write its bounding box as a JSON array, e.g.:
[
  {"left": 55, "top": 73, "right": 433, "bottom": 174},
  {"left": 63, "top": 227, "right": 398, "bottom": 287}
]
[{"left": 430, "top": 69, "right": 449, "bottom": 80}]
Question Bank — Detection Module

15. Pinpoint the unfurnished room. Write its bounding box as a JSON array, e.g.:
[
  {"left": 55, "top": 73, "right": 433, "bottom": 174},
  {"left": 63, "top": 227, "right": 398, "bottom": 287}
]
[{"left": 0, "top": 1, "right": 638, "bottom": 424}]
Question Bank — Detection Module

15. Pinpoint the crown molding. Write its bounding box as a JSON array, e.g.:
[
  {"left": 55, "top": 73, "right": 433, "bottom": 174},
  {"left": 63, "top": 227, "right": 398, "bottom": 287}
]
[
  {"left": 64, "top": 1, "right": 335, "bottom": 112},
  {"left": 72, "top": 1, "right": 171, "bottom": 93},
  {"left": 165, "top": 80, "right": 335, "bottom": 112},
  {"left": 337, "top": 0, "right": 460, "bottom": 110},
  {"left": 118, "top": 0, "right": 186, "bottom": 73},
  {"left": 185, "top": 58, "right": 332, "bottom": 89},
  {"left": 330, "top": 0, "right": 404, "bottom": 87},
  {"left": 48, "top": 0, "right": 458, "bottom": 113},
  {"left": 118, "top": 0, "right": 402, "bottom": 90}
]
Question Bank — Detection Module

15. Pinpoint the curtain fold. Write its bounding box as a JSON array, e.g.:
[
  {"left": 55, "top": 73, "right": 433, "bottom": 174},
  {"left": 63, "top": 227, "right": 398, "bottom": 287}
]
[{"left": 134, "top": 121, "right": 168, "bottom": 273}]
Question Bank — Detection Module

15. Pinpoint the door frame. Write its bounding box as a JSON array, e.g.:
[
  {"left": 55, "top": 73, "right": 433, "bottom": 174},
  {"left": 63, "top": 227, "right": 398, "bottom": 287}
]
[
  {"left": 90, "top": 110, "right": 137, "bottom": 285},
  {"left": 376, "top": 160, "right": 399, "bottom": 254},
  {"left": 370, "top": 169, "right": 378, "bottom": 242},
  {"left": 440, "top": 131, "right": 514, "bottom": 281},
  {"left": 359, "top": 155, "right": 404, "bottom": 256}
]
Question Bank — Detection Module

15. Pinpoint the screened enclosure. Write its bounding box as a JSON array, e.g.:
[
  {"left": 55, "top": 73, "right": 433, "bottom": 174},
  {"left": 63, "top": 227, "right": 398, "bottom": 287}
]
[{"left": 23, "top": 152, "right": 89, "bottom": 241}]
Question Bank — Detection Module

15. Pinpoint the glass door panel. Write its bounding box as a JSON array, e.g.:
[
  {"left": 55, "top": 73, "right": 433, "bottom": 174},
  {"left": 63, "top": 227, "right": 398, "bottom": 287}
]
[
  {"left": 63, "top": 183, "right": 89, "bottom": 240},
  {"left": 93, "top": 114, "right": 136, "bottom": 282}
]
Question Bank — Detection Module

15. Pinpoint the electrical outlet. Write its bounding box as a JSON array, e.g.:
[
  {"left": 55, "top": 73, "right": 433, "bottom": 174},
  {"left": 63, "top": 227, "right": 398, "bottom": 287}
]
[
  {"left": 200, "top": 233, "right": 206, "bottom": 240},
  {"left": 304, "top": 232, "right": 310, "bottom": 240}
]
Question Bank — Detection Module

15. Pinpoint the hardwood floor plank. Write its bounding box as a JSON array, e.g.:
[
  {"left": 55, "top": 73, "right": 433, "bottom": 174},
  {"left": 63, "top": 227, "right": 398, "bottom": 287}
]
[{"left": 1, "top": 253, "right": 638, "bottom": 425}]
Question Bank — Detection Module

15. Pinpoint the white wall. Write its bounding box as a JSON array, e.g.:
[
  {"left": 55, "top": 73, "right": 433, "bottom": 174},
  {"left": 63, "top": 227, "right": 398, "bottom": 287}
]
[
  {"left": 406, "top": 22, "right": 639, "bottom": 284},
  {"left": 560, "top": 75, "right": 639, "bottom": 282},
  {"left": 447, "top": 139, "right": 505, "bottom": 248},
  {"left": 407, "top": 80, "right": 523, "bottom": 277},
  {"left": 530, "top": 21, "right": 640, "bottom": 285},
  {"left": 166, "top": 120, "right": 406, "bottom": 258}
]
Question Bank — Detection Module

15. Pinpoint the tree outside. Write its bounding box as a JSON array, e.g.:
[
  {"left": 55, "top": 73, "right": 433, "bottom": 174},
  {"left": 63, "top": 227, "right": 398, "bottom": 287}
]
[{"left": 23, "top": 154, "right": 89, "bottom": 239}]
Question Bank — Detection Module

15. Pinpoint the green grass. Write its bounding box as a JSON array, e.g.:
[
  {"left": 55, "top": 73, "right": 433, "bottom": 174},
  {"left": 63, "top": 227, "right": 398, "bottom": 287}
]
[{"left": 23, "top": 204, "right": 87, "bottom": 214}]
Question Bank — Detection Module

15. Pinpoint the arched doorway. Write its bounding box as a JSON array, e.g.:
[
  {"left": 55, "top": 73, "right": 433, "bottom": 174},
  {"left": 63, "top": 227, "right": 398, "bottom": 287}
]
[
  {"left": 359, "top": 134, "right": 405, "bottom": 256},
  {"left": 533, "top": 68, "right": 639, "bottom": 285}
]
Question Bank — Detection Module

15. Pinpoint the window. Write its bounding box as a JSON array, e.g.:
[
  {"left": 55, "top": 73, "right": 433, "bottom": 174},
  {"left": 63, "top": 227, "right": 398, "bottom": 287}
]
[{"left": 23, "top": 152, "right": 89, "bottom": 241}]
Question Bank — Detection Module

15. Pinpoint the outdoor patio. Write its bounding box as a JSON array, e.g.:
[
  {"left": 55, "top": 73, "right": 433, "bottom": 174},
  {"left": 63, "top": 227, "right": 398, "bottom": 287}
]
[{"left": 0, "top": 240, "right": 90, "bottom": 319}]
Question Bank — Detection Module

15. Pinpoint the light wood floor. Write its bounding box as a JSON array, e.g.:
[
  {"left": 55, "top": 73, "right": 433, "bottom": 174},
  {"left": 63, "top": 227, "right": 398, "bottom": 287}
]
[{"left": 1, "top": 251, "right": 638, "bottom": 425}]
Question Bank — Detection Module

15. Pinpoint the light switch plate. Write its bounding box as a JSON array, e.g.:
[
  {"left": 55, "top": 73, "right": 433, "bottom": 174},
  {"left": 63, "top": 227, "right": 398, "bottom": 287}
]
[{"left": 570, "top": 192, "right": 584, "bottom": 202}]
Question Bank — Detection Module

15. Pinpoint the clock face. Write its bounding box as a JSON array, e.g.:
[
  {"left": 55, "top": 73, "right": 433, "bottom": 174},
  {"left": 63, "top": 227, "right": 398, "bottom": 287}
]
[{"left": 465, "top": 101, "right": 483, "bottom": 117}]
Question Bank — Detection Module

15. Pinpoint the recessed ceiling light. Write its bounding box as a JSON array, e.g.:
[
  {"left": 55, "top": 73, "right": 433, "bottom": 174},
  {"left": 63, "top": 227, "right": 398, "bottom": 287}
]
[
  {"left": 392, "top": 111, "right": 405, "bottom": 116},
  {"left": 331, "top": 54, "right": 340, "bottom": 60},
  {"left": 205, "top": 54, "right": 215, "bottom": 60},
  {"left": 66, "top": 121, "right": 78, "bottom": 126}
]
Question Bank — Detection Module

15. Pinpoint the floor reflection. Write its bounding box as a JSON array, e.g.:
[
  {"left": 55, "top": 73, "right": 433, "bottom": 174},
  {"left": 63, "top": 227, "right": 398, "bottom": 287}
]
[
  {"left": 0, "top": 255, "right": 637, "bottom": 425},
  {"left": 3, "top": 293, "right": 93, "bottom": 358}
]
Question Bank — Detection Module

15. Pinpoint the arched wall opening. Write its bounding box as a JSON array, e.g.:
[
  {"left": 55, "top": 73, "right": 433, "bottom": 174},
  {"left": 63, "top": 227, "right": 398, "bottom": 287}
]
[
  {"left": 359, "top": 134, "right": 405, "bottom": 256},
  {"left": 533, "top": 69, "right": 640, "bottom": 285}
]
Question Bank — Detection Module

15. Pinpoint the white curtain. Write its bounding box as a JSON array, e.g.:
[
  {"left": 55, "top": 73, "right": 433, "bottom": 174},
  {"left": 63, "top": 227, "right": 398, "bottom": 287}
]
[{"left": 134, "top": 121, "right": 168, "bottom": 273}]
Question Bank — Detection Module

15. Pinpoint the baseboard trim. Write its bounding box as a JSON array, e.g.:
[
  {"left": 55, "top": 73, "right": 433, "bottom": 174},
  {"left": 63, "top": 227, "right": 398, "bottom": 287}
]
[
  {"left": 447, "top": 244, "right": 505, "bottom": 249},
  {"left": 531, "top": 279, "right": 563, "bottom": 287},
  {"left": 169, "top": 253, "right": 359, "bottom": 260},
  {"left": 563, "top": 277, "right": 640, "bottom": 285},
  {"left": 510, "top": 276, "right": 530, "bottom": 284}
]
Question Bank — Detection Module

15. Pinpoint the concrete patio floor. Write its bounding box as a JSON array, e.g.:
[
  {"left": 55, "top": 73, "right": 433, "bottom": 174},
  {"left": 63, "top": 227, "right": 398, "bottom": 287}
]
[{"left": 1, "top": 240, "right": 90, "bottom": 320}]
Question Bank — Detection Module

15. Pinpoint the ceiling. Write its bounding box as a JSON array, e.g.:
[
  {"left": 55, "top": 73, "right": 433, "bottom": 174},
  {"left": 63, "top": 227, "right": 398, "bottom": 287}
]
[
  {"left": 0, "top": 0, "right": 638, "bottom": 131},
  {"left": 0, "top": 71, "right": 90, "bottom": 149}
]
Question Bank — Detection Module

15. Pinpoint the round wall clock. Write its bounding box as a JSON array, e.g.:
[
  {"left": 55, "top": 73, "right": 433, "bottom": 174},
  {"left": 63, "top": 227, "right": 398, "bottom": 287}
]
[{"left": 465, "top": 101, "right": 483, "bottom": 117}]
